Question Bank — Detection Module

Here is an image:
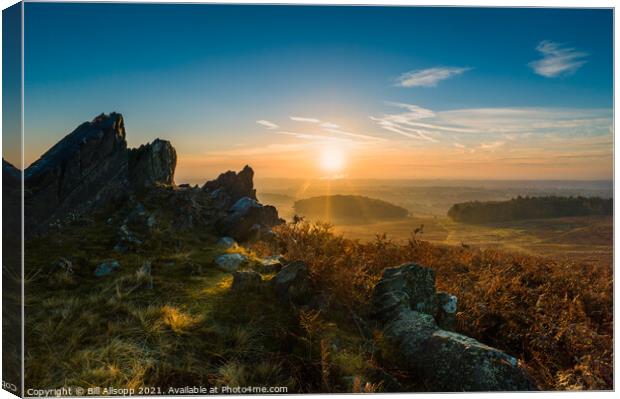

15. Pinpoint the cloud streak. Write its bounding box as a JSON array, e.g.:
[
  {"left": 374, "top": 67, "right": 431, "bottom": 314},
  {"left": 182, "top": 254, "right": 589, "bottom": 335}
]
[
  {"left": 395, "top": 66, "right": 471, "bottom": 87},
  {"left": 529, "top": 40, "right": 588, "bottom": 78},
  {"left": 290, "top": 116, "right": 321, "bottom": 123},
  {"left": 256, "top": 120, "right": 279, "bottom": 130}
]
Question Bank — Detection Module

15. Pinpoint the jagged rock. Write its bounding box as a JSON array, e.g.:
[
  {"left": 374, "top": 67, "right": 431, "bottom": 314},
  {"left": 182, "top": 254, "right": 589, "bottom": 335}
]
[
  {"left": 217, "top": 237, "right": 238, "bottom": 249},
  {"left": 259, "top": 255, "right": 285, "bottom": 273},
  {"left": 94, "top": 260, "right": 120, "bottom": 277},
  {"left": 128, "top": 138, "right": 177, "bottom": 188},
  {"left": 231, "top": 271, "right": 262, "bottom": 291},
  {"left": 372, "top": 263, "right": 535, "bottom": 391},
  {"left": 25, "top": 113, "right": 129, "bottom": 234},
  {"left": 52, "top": 258, "right": 74, "bottom": 274},
  {"left": 371, "top": 263, "right": 438, "bottom": 321},
  {"left": 202, "top": 165, "right": 256, "bottom": 207},
  {"left": 271, "top": 260, "right": 311, "bottom": 304},
  {"left": 217, "top": 197, "right": 283, "bottom": 241},
  {"left": 214, "top": 253, "right": 247, "bottom": 272}
]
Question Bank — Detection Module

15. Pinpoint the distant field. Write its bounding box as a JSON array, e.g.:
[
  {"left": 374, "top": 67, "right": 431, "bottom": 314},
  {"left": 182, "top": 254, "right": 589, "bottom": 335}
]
[{"left": 332, "top": 215, "right": 613, "bottom": 267}]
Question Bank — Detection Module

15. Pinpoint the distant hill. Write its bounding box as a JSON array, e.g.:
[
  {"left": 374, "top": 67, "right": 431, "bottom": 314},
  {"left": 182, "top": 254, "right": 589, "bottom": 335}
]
[
  {"left": 294, "top": 194, "right": 409, "bottom": 224},
  {"left": 448, "top": 196, "right": 612, "bottom": 224}
]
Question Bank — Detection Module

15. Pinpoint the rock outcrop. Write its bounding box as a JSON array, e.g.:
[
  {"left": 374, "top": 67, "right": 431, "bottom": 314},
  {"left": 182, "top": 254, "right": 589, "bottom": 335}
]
[
  {"left": 128, "top": 138, "right": 177, "bottom": 188},
  {"left": 372, "top": 263, "right": 535, "bottom": 391},
  {"left": 202, "top": 165, "right": 256, "bottom": 209},
  {"left": 25, "top": 113, "right": 128, "bottom": 233},
  {"left": 22, "top": 112, "right": 283, "bottom": 242}
]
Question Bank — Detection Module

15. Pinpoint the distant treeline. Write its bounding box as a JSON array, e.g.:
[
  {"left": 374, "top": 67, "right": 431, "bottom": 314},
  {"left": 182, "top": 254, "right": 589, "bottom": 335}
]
[
  {"left": 294, "top": 194, "right": 409, "bottom": 224},
  {"left": 448, "top": 196, "right": 613, "bottom": 224}
]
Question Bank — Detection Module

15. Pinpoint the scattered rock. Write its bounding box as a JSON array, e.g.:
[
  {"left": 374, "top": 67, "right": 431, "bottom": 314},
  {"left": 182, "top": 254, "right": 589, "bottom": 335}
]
[
  {"left": 231, "top": 271, "right": 262, "bottom": 291},
  {"left": 94, "top": 260, "right": 120, "bottom": 277},
  {"left": 371, "top": 263, "right": 535, "bottom": 391},
  {"left": 146, "top": 215, "right": 157, "bottom": 229},
  {"left": 217, "top": 237, "right": 238, "bottom": 249},
  {"left": 214, "top": 253, "right": 247, "bottom": 272},
  {"left": 128, "top": 138, "right": 177, "bottom": 188},
  {"left": 271, "top": 260, "right": 311, "bottom": 304},
  {"left": 53, "top": 258, "right": 74, "bottom": 274}
]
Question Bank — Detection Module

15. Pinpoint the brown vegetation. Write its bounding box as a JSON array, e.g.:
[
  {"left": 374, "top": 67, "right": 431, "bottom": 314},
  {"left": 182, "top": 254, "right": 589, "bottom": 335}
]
[{"left": 272, "top": 220, "right": 613, "bottom": 390}]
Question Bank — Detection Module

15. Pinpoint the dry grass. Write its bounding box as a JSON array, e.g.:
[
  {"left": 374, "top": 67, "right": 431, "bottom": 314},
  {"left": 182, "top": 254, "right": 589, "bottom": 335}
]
[{"left": 273, "top": 220, "right": 613, "bottom": 390}]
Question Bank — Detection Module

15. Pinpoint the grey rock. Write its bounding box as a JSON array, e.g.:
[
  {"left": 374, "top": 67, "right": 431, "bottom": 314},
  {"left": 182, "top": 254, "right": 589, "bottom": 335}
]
[
  {"left": 94, "top": 260, "right": 120, "bottom": 277},
  {"left": 271, "top": 260, "right": 311, "bottom": 304},
  {"left": 371, "top": 263, "right": 438, "bottom": 321},
  {"left": 136, "top": 260, "right": 153, "bottom": 289},
  {"left": 372, "top": 263, "right": 535, "bottom": 391},
  {"left": 214, "top": 253, "right": 247, "bottom": 272},
  {"left": 25, "top": 113, "right": 129, "bottom": 235},
  {"left": 231, "top": 270, "right": 262, "bottom": 291},
  {"left": 128, "top": 138, "right": 177, "bottom": 188},
  {"left": 202, "top": 165, "right": 256, "bottom": 206},
  {"left": 436, "top": 291, "right": 458, "bottom": 331},
  {"left": 217, "top": 196, "right": 284, "bottom": 242},
  {"left": 217, "top": 237, "right": 238, "bottom": 249}
]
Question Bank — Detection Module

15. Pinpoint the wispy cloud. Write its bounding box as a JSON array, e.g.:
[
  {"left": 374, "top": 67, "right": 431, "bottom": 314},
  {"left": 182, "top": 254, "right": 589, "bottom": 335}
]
[
  {"left": 529, "top": 40, "right": 588, "bottom": 78},
  {"left": 290, "top": 116, "right": 321, "bottom": 123},
  {"left": 370, "top": 103, "right": 441, "bottom": 142},
  {"left": 395, "top": 66, "right": 471, "bottom": 87},
  {"left": 256, "top": 120, "right": 279, "bottom": 130},
  {"left": 320, "top": 122, "right": 340, "bottom": 129}
]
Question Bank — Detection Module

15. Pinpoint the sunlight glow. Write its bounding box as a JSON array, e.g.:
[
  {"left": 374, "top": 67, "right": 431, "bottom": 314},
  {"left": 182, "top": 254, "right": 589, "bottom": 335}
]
[{"left": 319, "top": 146, "right": 346, "bottom": 173}]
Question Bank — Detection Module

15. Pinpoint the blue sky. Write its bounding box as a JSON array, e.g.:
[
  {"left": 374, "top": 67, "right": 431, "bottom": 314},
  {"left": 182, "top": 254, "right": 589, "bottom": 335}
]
[{"left": 22, "top": 3, "right": 613, "bottom": 181}]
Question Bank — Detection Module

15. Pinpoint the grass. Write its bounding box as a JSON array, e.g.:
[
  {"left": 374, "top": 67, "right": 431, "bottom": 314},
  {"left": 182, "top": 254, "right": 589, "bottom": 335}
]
[
  {"left": 23, "top": 204, "right": 376, "bottom": 393},
  {"left": 23, "top": 191, "right": 612, "bottom": 392}
]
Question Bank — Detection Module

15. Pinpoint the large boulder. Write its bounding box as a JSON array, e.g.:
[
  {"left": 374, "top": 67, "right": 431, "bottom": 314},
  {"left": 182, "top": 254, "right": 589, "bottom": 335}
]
[
  {"left": 214, "top": 253, "right": 247, "bottom": 272},
  {"left": 372, "top": 263, "right": 535, "bottom": 391},
  {"left": 217, "top": 197, "right": 283, "bottom": 242},
  {"left": 128, "top": 138, "right": 177, "bottom": 188},
  {"left": 24, "top": 113, "right": 129, "bottom": 234}
]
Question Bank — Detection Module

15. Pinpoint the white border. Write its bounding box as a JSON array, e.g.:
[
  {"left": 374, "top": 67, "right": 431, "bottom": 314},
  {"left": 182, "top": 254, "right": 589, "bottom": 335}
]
[{"left": 0, "top": 1, "right": 616, "bottom": 399}]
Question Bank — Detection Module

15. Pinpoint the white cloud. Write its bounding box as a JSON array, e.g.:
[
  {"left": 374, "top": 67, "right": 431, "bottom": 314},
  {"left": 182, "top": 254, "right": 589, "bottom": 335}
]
[
  {"left": 320, "top": 122, "right": 340, "bottom": 129},
  {"left": 290, "top": 116, "right": 321, "bottom": 123},
  {"left": 395, "top": 67, "right": 471, "bottom": 87},
  {"left": 529, "top": 40, "right": 588, "bottom": 78},
  {"left": 371, "top": 102, "right": 612, "bottom": 149},
  {"left": 256, "top": 120, "right": 279, "bottom": 130}
]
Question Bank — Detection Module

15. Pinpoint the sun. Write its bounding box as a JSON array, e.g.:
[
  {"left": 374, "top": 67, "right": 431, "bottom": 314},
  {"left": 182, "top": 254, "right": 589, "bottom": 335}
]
[{"left": 319, "top": 145, "right": 346, "bottom": 173}]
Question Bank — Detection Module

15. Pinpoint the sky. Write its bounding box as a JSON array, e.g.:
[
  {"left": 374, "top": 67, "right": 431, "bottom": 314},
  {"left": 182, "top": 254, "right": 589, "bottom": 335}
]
[{"left": 20, "top": 3, "right": 613, "bottom": 182}]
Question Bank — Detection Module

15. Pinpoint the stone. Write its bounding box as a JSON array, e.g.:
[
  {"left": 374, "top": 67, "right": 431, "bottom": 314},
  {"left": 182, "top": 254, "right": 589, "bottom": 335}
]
[
  {"left": 231, "top": 271, "right": 262, "bottom": 291},
  {"left": 214, "top": 253, "right": 247, "bottom": 272},
  {"left": 217, "top": 237, "right": 238, "bottom": 249},
  {"left": 271, "top": 260, "right": 311, "bottom": 304},
  {"left": 372, "top": 263, "right": 535, "bottom": 391},
  {"left": 217, "top": 196, "right": 284, "bottom": 242},
  {"left": 25, "top": 113, "right": 128, "bottom": 235},
  {"left": 436, "top": 291, "right": 458, "bottom": 331},
  {"left": 371, "top": 263, "right": 438, "bottom": 321},
  {"left": 202, "top": 165, "right": 256, "bottom": 206},
  {"left": 128, "top": 138, "right": 177, "bottom": 188},
  {"left": 94, "top": 260, "right": 120, "bottom": 277}
]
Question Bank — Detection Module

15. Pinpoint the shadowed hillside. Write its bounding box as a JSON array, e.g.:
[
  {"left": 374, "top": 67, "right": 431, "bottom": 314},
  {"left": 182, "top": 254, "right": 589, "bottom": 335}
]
[{"left": 294, "top": 195, "right": 409, "bottom": 224}]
